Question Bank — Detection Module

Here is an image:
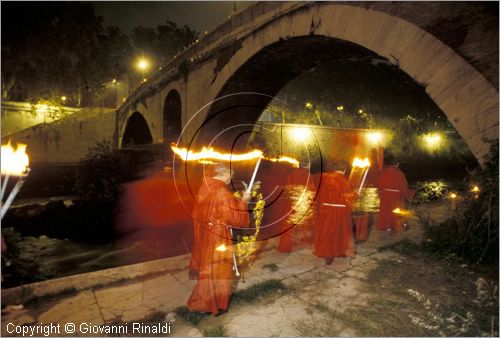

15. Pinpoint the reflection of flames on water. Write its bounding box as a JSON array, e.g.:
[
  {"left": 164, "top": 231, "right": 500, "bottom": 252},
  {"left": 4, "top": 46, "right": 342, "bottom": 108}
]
[{"left": 287, "top": 185, "right": 315, "bottom": 226}]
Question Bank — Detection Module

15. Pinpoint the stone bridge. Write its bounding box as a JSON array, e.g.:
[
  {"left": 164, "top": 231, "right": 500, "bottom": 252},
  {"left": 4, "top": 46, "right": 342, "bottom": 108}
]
[{"left": 116, "top": 1, "right": 498, "bottom": 164}]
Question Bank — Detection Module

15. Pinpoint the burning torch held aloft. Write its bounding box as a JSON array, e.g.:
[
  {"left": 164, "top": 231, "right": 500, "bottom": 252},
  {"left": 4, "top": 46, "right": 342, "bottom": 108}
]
[{"left": 1, "top": 141, "right": 30, "bottom": 220}]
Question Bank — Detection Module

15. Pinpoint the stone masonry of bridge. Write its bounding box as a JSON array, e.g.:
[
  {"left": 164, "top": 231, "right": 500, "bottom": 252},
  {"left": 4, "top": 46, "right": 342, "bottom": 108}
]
[
  {"left": 115, "top": 1, "right": 498, "bottom": 164},
  {"left": 4, "top": 2, "right": 498, "bottom": 164}
]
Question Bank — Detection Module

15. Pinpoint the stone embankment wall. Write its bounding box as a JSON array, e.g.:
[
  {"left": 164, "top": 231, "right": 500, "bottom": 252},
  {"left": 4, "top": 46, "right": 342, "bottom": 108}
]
[{"left": 2, "top": 106, "right": 116, "bottom": 164}]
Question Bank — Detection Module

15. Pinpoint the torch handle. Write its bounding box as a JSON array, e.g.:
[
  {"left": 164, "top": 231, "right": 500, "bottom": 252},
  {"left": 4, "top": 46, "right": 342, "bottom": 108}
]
[
  {"left": 1, "top": 173, "right": 10, "bottom": 202},
  {"left": 1, "top": 177, "right": 25, "bottom": 219},
  {"left": 358, "top": 167, "right": 370, "bottom": 194},
  {"left": 246, "top": 157, "right": 262, "bottom": 193},
  {"left": 229, "top": 227, "right": 240, "bottom": 277}
]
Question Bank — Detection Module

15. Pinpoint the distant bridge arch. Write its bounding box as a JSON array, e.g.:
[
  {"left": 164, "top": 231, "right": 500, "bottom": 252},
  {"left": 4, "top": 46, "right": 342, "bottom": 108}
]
[
  {"left": 121, "top": 112, "right": 153, "bottom": 147},
  {"left": 162, "top": 90, "right": 182, "bottom": 145}
]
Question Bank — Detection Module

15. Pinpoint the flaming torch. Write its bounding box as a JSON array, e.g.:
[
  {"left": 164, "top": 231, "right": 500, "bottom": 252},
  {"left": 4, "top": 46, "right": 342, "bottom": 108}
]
[
  {"left": 171, "top": 145, "right": 299, "bottom": 277},
  {"left": 1, "top": 142, "right": 30, "bottom": 219},
  {"left": 351, "top": 157, "right": 371, "bottom": 193}
]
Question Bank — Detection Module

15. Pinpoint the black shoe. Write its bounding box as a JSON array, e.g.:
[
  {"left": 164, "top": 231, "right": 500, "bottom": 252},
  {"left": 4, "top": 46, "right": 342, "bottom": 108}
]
[{"left": 325, "top": 257, "right": 334, "bottom": 265}]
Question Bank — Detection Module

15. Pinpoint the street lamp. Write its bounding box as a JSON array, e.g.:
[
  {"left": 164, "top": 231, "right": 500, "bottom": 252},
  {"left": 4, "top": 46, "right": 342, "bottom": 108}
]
[
  {"left": 135, "top": 57, "right": 151, "bottom": 82},
  {"left": 136, "top": 58, "right": 150, "bottom": 71}
]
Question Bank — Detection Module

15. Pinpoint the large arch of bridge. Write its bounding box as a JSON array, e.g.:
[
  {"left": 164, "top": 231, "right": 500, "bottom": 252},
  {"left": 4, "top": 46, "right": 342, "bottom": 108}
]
[{"left": 196, "top": 3, "right": 497, "bottom": 164}]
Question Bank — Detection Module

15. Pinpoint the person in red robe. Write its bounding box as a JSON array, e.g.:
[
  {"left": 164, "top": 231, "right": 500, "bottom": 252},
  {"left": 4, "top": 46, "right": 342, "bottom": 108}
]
[
  {"left": 187, "top": 163, "right": 250, "bottom": 315},
  {"left": 377, "top": 153, "right": 413, "bottom": 232},
  {"left": 314, "top": 163, "right": 355, "bottom": 265},
  {"left": 278, "top": 165, "right": 316, "bottom": 252}
]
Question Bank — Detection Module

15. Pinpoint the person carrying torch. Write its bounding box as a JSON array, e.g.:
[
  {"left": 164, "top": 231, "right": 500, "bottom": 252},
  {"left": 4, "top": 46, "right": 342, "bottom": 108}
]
[
  {"left": 376, "top": 151, "right": 414, "bottom": 232},
  {"left": 187, "top": 163, "right": 251, "bottom": 315}
]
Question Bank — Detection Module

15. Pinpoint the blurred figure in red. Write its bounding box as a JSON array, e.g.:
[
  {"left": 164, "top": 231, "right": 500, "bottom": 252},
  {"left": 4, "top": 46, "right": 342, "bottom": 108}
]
[
  {"left": 187, "top": 163, "right": 250, "bottom": 315},
  {"left": 278, "top": 164, "right": 316, "bottom": 253},
  {"left": 314, "top": 162, "right": 355, "bottom": 265},
  {"left": 377, "top": 152, "right": 414, "bottom": 232}
]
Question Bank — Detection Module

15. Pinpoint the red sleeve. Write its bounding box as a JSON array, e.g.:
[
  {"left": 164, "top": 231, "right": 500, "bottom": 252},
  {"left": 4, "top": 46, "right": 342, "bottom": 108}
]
[{"left": 210, "top": 189, "right": 249, "bottom": 229}]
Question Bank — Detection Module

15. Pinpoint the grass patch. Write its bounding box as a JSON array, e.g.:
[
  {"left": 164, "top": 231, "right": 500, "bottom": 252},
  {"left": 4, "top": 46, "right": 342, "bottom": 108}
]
[
  {"left": 232, "top": 279, "right": 286, "bottom": 304},
  {"left": 23, "top": 287, "right": 78, "bottom": 307},
  {"left": 262, "top": 263, "right": 279, "bottom": 272},
  {"left": 203, "top": 325, "right": 226, "bottom": 337},
  {"left": 175, "top": 306, "right": 209, "bottom": 325},
  {"left": 137, "top": 311, "right": 167, "bottom": 323}
]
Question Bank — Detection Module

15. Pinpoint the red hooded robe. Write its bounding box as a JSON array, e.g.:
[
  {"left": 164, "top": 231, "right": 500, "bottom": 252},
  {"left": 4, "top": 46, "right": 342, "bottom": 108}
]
[
  {"left": 377, "top": 165, "right": 412, "bottom": 231},
  {"left": 187, "top": 177, "right": 249, "bottom": 315},
  {"left": 314, "top": 171, "right": 355, "bottom": 258}
]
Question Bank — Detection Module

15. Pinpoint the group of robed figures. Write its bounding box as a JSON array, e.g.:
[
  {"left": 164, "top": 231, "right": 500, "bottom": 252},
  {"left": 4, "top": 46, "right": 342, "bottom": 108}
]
[{"left": 186, "top": 152, "right": 413, "bottom": 315}]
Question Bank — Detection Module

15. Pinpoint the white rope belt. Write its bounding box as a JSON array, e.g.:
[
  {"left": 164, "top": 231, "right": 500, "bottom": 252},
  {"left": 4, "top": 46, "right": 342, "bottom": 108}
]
[
  {"left": 383, "top": 188, "right": 400, "bottom": 192},
  {"left": 322, "top": 203, "right": 346, "bottom": 208}
]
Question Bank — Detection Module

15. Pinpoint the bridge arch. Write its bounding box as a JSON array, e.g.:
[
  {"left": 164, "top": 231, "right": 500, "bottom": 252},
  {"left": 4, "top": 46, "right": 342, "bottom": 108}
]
[
  {"left": 121, "top": 112, "right": 153, "bottom": 147},
  {"left": 162, "top": 90, "right": 182, "bottom": 145},
  {"left": 200, "top": 3, "right": 497, "bottom": 163}
]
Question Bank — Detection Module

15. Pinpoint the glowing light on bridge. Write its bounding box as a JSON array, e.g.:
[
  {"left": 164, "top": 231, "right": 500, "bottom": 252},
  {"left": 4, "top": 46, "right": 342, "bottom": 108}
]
[
  {"left": 421, "top": 132, "right": 444, "bottom": 151},
  {"left": 290, "top": 127, "right": 312, "bottom": 142},
  {"left": 366, "top": 131, "right": 383, "bottom": 146},
  {"left": 136, "top": 58, "right": 150, "bottom": 71}
]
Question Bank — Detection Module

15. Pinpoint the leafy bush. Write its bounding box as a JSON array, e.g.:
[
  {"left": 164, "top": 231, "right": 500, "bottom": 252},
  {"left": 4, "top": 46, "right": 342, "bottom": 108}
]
[
  {"left": 421, "top": 140, "right": 498, "bottom": 265},
  {"left": 414, "top": 180, "right": 449, "bottom": 203},
  {"left": 74, "top": 141, "right": 153, "bottom": 205}
]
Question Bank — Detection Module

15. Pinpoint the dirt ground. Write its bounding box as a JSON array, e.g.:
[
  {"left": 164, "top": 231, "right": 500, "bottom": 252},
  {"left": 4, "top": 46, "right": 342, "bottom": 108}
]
[{"left": 170, "top": 201, "right": 498, "bottom": 337}]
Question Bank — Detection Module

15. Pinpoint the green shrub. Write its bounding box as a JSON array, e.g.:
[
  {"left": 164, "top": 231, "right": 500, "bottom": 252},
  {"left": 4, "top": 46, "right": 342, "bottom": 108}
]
[
  {"left": 421, "top": 140, "right": 498, "bottom": 265},
  {"left": 414, "top": 180, "right": 449, "bottom": 203},
  {"left": 74, "top": 141, "right": 133, "bottom": 204},
  {"left": 74, "top": 141, "right": 160, "bottom": 205},
  {"left": 203, "top": 325, "right": 226, "bottom": 337}
]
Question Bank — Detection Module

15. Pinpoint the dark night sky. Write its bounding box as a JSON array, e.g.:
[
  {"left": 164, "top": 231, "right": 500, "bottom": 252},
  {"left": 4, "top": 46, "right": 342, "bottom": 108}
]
[{"left": 90, "top": 1, "right": 255, "bottom": 33}]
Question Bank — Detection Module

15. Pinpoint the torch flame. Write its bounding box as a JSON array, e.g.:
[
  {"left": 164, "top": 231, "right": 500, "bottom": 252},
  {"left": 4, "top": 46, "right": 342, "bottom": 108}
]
[
  {"left": 1, "top": 141, "right": 30, "bottom": 176},
  {"left": 352, "top": 157, "right": 371, "bottom": 168},
  {"left": 392, "top": 207, "right": 411, "bottom": 216},
  {"left": 215, "top": 244, "right": 227, "bottom": 252},
  {"left": 171, "top": 145, "right": 262, "bottom": 162},
  {"left": 268, "top": 156, "right": 300, "bottom": 167},
  {"left": 171, "top": 145, "right": 299, "bottom": 166}
]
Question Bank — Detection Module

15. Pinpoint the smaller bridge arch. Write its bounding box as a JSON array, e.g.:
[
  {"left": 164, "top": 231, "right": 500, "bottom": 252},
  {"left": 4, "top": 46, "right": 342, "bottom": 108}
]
[
  {"left": 162, "top": 90, "right": 182, "bottom": 145},
  {"left": 121, "top": 112, "right": 153, "bottom": 147}
]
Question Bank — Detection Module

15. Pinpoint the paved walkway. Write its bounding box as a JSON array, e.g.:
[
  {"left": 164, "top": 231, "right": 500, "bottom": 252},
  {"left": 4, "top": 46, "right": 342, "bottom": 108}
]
[{"left": 1, "top": 202, "right": 447, "bottom": 337}]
